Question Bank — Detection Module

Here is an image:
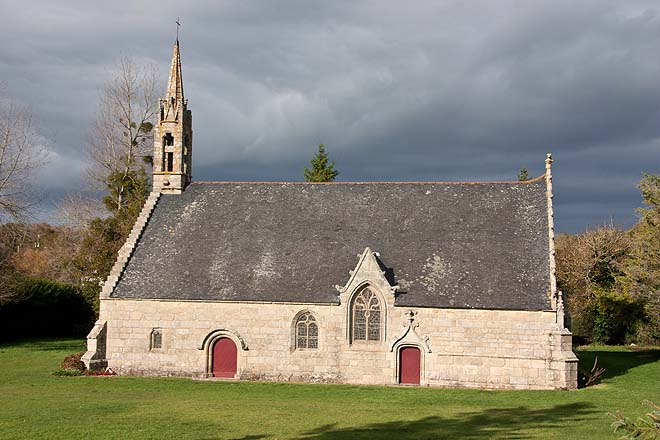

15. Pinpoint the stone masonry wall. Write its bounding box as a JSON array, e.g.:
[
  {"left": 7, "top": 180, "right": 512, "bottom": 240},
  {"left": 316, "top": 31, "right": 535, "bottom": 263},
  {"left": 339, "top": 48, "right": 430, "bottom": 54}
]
[{"left": 97, "top": 297, "right": 577, "bottom": 390}]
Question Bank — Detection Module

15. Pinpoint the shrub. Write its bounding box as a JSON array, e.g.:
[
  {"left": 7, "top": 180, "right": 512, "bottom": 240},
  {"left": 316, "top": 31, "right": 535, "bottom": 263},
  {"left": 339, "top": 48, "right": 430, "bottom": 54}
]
[
  {"left": 0, "top": 277, "right": 96, "bottom": 341},
  {"left": 61, "top": 352, "right": 86, "bottom": 371},
  {"left": 592, "top": 291, "right": 645, "bottom": 345}
]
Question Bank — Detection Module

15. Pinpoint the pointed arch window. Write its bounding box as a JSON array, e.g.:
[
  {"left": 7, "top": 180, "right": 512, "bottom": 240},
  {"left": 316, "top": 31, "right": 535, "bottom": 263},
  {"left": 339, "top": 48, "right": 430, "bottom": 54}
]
[
  {"left": 352, "top": 287, "right": 381, "bottom": 342},
  {"left": 150, "top": 328, "right": 162, "bottom": 350},
  {"left": 295, "top": 312, "right": 318, "bottom": 349}
]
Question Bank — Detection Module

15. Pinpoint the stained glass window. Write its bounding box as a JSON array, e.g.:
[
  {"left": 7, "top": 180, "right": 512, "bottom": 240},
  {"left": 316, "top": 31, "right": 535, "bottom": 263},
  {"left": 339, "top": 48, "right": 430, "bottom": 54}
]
[
  {"left": 295, "top": 312, "right": 318, "bottom": 349},
  {"left": 352, "top": 288, "right": 381, "bottom": 342}
]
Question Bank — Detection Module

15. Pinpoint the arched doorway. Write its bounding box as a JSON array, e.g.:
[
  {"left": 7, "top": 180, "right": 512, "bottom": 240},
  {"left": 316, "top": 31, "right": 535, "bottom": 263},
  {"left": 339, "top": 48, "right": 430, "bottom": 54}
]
[
  {"left": 399, "top": 346, "right": 421, "bottom": 385},
  {"left": 212, "top": 337, "right": 237, "bottom": 378}
]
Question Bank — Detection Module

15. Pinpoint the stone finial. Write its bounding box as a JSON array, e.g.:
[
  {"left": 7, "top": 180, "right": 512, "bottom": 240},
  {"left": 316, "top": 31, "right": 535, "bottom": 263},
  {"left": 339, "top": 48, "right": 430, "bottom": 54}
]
[{"left": 556, "top": 290, "right": 566, "bottom": 329}]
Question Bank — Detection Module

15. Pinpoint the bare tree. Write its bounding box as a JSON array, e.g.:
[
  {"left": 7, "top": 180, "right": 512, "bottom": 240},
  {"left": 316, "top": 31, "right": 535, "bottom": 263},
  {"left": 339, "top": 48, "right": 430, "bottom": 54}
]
[
  {"left": 0, "top": 222, "right": 29, "bottom": 304},
  {"left": 87, "top": 57, "right": 158, "bottom": 213},
  {"left": 0, "top": 96, "right": 48, "bottom": 221},
  {"left": 54, "top": 193, "right": 105, "bottom": 230},
  {"left": 555, "top": 225, "right": 632, "bottom": 339},
  {"left": 556, "top": 225, "right": 631, "bottom": 301}
]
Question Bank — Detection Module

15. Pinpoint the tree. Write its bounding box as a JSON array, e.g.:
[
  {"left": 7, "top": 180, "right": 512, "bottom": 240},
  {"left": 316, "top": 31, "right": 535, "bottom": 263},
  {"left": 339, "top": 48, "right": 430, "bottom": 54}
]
[
  {"left": 555, "top": 226, "right": 638, "bottom": 343},
  {"left": 0, "top": 91, "right": 48, "bottom": 304},
  {"left": 0, "top": 222, "right": 28, "bottom": 304},
  {"left": 54, "top": 193, "right": 105, "bottom": 231},
  {"left": 75, "top": 59, "right": 159, "bottom": 305},
  {"left": 0, "top": 94, "right": 48, "bottom": 221},
  {"left": 87, "top": 57, "right": 157, "bottom": 216},
  {"left": 620, "top": 174, "right": 660, "bottom": 343},
  {"left": 518, "top": 167, "right": 529, "bottom": 181},
  {"left": 303, "top": 144, "right": 339, "bottom": 182}
]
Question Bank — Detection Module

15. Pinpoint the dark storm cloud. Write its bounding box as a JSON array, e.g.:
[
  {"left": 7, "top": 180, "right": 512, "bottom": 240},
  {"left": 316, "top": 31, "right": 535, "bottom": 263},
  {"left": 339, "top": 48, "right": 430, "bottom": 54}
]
[{"left": 1, "top": 0, "right": 659, "bottom": 231}]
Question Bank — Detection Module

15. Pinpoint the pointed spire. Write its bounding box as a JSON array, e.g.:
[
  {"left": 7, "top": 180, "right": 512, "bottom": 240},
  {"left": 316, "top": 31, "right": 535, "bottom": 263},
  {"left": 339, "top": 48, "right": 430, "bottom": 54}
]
[{"left": 166, "top": 39, "right": 184, "bottom": 100}]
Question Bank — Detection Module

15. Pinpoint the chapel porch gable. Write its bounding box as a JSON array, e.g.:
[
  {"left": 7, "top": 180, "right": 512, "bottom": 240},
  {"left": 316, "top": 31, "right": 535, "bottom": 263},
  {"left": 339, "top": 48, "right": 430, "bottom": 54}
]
[{"left": 335, "top": 247, "right": 399, "bottom": 305}]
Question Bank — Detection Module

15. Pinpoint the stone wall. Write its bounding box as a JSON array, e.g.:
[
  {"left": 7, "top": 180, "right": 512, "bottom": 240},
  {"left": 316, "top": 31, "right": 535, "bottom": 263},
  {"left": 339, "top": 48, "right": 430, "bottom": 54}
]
[{"left": 91, "top": 296, "right": 577, "bottom": 390}]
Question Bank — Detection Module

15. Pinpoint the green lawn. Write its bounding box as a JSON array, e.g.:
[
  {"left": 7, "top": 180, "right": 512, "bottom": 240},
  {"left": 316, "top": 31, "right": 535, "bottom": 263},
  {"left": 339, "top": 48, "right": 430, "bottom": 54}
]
[{"left": 0, "top": 339, "right": 658, "bottom": 439}]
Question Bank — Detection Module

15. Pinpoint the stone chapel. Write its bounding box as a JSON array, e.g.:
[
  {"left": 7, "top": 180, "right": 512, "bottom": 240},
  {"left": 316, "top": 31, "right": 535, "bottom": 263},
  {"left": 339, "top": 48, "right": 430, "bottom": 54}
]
[{"left": 82, "top": 39, "right": 578, "bottom": 389}]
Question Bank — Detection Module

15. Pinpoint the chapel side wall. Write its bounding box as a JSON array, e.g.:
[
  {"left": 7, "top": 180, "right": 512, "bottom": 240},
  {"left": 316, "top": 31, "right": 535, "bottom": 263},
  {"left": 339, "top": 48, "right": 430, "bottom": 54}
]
[
  {"left": 100, "top": 299, "right": 346, "bottom": 380},
  {"left": 99, "top": 299, "right": 576, "bottom": 389},
  {"left": 414, "top": 308, "right": 576, "bottom": 389}
]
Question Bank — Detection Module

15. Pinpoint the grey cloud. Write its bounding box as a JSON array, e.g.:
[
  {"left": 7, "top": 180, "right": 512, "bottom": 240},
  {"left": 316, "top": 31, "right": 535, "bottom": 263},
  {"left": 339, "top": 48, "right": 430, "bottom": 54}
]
[{"left": 1, "top": 0, "right": 659, "bottom": 232}]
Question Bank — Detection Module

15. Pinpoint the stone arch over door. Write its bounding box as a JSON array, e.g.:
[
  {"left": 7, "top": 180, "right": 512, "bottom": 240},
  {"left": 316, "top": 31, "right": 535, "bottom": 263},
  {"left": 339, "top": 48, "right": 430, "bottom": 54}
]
[
  {"left": 389, "top": 310, "right": 431, "bottom": 385},
  {"left": 200, "top": 329, "right": 248, "bottom": 378}
]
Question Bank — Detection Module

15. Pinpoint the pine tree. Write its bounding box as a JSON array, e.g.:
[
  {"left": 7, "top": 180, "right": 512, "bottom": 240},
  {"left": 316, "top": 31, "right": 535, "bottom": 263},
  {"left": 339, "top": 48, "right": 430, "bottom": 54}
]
[
  {"left": 518, "top": 167, "right": 529, "bottom": 181},
  {"left": 303, "top": 144, "right": 339, "bottom": 182}
]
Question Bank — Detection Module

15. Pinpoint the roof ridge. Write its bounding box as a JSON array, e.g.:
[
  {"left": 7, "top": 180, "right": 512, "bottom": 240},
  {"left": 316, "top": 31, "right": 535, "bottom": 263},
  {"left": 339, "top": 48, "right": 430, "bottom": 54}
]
[{"left": 191, "top": 174, "right": 545, "bottom": 186}]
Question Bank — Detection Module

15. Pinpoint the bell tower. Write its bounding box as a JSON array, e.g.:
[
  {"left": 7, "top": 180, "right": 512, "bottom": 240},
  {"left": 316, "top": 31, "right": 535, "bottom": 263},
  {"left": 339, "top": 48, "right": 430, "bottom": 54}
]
[{"left": 153, "top": 39, "right": 192, "bottom": 193}]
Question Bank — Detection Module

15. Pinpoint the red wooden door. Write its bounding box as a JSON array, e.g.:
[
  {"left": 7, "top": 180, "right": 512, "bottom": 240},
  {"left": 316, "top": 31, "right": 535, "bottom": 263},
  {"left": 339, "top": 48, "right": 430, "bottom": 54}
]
[
  {"left": 399, "top": 346, "right": 421, "bottom": 385},
  {"left": 212, "top": 338, "right": 237, "bottom": 378}
]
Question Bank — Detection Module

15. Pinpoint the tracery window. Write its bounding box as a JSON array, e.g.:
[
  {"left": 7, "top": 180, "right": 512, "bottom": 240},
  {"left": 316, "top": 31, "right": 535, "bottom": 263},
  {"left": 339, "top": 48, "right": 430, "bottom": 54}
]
[
  {"left": 295, "top": 312, "right": 318, "bottom": 349},
  {"left": 352, "top": 287, "right": 381, "bottom": 342}
]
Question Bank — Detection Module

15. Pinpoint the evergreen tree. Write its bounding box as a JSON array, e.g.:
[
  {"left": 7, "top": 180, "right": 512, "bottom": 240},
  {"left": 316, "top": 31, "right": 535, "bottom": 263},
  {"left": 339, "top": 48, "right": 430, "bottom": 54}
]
[
  {"left": 518, "top": 167, "right": 529, "bottom": 181},
  {"left": 304, "top": 144, "right": 339, "bottom": 182}
]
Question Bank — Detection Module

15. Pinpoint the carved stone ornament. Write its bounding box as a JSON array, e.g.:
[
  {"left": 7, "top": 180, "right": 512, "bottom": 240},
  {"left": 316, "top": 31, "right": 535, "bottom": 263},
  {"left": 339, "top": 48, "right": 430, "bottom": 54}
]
[
  {"left": 389, "top": 310, "right": 432, "bottom": 353},
  {"left": 555, "top": 290, "right": 566, "bottom": 330},
  {"left": 335, "top": 247, "right": 398, "bottom": 296}
]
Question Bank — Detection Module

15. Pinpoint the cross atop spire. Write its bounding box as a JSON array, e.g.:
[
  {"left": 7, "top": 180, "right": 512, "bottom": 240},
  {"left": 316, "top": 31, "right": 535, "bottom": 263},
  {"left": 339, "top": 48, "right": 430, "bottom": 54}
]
[{"left": 166, "top": 38, "right": 184, "bottom": 101}]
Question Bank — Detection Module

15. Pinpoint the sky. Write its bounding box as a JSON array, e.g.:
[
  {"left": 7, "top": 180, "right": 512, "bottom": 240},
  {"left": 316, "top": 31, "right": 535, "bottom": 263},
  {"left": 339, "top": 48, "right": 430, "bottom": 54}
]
[{"left": 2, "top": 0, "right": 660, "bottom": 233}]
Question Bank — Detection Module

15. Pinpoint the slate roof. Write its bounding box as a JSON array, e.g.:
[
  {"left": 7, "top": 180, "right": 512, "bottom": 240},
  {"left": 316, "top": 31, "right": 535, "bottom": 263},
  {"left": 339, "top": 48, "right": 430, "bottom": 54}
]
[{"left": 112, "top": 179, "right": 552, "bottom": 310}]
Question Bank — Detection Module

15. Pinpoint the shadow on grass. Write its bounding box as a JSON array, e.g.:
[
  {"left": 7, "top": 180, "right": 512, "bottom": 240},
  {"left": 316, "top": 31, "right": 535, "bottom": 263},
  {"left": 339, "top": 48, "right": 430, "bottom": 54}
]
[
  {"left": 198, "top": 435, "right": 268, "bottom": 440},
  {"left": 298, "top": 403, "right": 596, "bottom": 440},
  {"left": 194, "top": 435, "right": 268, "bottom": 440},
  {"left": 577, "top": 348, "right": 660, "bottom": 382},
  {"left": 0, "top": 337, "right": 83, "bottom": 352}
]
